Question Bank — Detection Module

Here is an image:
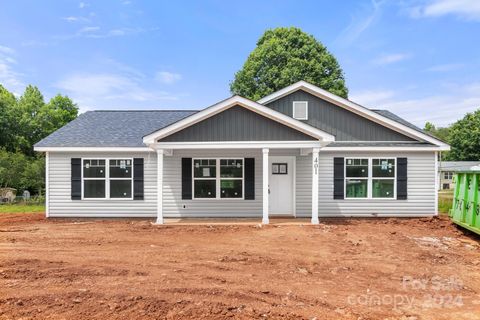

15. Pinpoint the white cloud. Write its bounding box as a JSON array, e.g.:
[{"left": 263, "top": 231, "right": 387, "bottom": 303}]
[
  {"left": 62, "top": 16, "right": 91, "bottom": 23},
  {"left": 426, "top": 63, "right": 464, "bottom": 72},
  {"left": 350, "top": 90, "right": 395, "bottom": 106},
  {"left": 79, "top": 2, "right": 88, "bottom": 9},
  {"left": 351, "top": 84, "right": 480, "bottom": 127},
  {"left": 155, "top": 71, "right": 182, "bottom": 84},
  {"left": 55, "top": 72, "right": 180, "bottom": 112},
  {"left": 409, "top": 0, "right": 480, "bottom": 21},
  {"left": 336, "top": 0, "right": 386, "bottom": 45},
  {"left": 0, "top": 45, "right": 24, "bottom": 94},
  {"left": 55, "top": 26, "right": 149, "bottom": 40},
  {"left": 372, "top": 53, "right": 411, "bottom": 65},
  {"left": 0, "top": 45, "right": 15, "bottom": 55}
]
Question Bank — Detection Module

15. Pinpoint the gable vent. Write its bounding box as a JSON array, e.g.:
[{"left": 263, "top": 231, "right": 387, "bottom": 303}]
[{"left": 293, "top": 101, "right": 308, "bottom": 120}]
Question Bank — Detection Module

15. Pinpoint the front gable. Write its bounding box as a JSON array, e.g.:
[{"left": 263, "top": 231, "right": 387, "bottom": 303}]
[
  {"left": 258, "top": 81, "right": 449, "bottom": 150},
  {"left": 265, "top": 89, "right": 416, "bottom": 141},
  {"left": 143, "top": 95, "right": 335, "bottom": 145},
  {"left": 159, "top": 105, "right": 316, "bottom": 142}
]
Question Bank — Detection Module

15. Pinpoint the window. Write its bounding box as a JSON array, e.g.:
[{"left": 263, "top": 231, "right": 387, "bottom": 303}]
[
  {"left": 345, "top": 158, "right": 396, "bottom": 199},
  {"left": 443, "top": 171, "right": 453, "bottom": 180},
  {"left": 82, "top": 158, "right": 132, "bottom": 199},
  {"left": 272, "top": 163, "right": 288, "bottom": 175},
  {"left": 293, "top": 101, "right": 308, "bottom": 120},
  {"left": 443, "top": 183, "right": 450, "bottom": 190},
  {"left": 193, "top": 158, "right": 243, "bottom": 199},
  {"left": 372, "top": 159, "right": 395, "bottom": 198},
  {"left": 345, "top": 158, "right": 368, "bottom": 198},
  {"left": 193, "top": 159, "right": 216, "bottom": 198}
]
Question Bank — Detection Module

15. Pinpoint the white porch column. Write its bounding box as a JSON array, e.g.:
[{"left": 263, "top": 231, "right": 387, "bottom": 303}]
[
  {"left": 311, "top": 148, "right": 320, "bottom": 224},
  {"left": 156, "top": 149, "right": 164, "bottom": 224},
  {"left": 262, "top": 148, "right": 269, "bottom": 224}
]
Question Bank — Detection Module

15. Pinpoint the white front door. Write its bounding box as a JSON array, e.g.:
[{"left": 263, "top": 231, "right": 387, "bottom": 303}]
[{"left": 269, "top": 156, "right": 294, "bottom": 216}]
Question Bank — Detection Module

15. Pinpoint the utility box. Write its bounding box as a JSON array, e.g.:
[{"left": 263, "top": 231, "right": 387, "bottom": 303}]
[{"left": 449, "top": 167, "right": 480, "bottom": 235}]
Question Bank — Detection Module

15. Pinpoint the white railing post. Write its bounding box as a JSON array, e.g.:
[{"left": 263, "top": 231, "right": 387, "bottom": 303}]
[
  {"left": 156, "top": 149, "right": 164, "bottom": 224},
  {"left": 311, "top": 148, "right": 320, "bottom": 224},
  {"left": 262, "top": 148, "right": 269, "bottom": 224}
]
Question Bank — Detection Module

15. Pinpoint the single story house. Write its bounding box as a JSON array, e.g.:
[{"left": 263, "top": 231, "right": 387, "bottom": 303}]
[
  {"left": 34, "top": 81, "right": 450, "bottom": 224},
  {"left": 439, "top": 161, "right": 480, "bottom": 190}
]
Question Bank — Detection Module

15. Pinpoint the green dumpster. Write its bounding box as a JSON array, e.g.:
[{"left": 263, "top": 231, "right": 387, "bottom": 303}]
[{"left": 449, "top": 167, "right": 480, "bottom": 235}]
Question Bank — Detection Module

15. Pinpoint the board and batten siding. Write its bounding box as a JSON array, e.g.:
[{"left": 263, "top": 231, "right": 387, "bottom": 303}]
[
  {"left": 266, "top": 90, "right": 416, "bottom": 142},
  {"left": 295, "top": 151, "right": 436, "bottom": 217},
  {"left": 48, "top": 151, "right": 158, "bottom": 217}
]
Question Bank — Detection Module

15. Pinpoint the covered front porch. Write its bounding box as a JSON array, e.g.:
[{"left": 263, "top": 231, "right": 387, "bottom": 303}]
[{"left": 152, "top": 142, "right": 323, "bottom": 225}]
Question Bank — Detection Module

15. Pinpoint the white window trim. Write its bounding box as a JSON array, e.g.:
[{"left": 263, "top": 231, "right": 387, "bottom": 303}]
[
  {"left": 344, "top": 157, "right": 397, "bottom": 200},
  {"left": 81, "top": 158, "right": 134, "bottom": 200},
  {"left": 192, "top": 157, "right": 245, "bottom": 200},
  {"left": 292, "top": 101, "right": 308, "bottom": 120}
]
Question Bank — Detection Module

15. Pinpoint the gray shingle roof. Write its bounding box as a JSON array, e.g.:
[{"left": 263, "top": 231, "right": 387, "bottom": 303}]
[
  {"left": 34, "top": 110, "right": 197, "bottom": 147},
  {"left": 34, "top": 106, "right": 435, "bottom": 148}
]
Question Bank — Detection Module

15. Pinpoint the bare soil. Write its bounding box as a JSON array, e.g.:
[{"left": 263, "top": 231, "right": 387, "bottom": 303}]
[{"left": 0, "top": 213, "right": 479, "bottom": 320}]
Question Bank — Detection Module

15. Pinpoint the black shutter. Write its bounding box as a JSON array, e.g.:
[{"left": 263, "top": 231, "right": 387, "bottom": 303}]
[
  {"left": 71, "top": 158, "right": 81, "bottom": 200},
  {"left": 397, "top": 157, "right": 407, "bottom": 200},
  {"left": 182, "top": 158, "right": 192, "bottom": 200},
  {"left": 244, "top": 158, "right": 255, "bottom": 200},
  {"left": 333, "top": 157, "right": 344, "bottom": 199},
  {"left": 133, "top": 158, "right": 144, "bottom": 200}
]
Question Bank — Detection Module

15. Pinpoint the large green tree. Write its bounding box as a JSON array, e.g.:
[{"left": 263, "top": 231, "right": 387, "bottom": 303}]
[
  {"left": 0, "top": 84, "right": 78, "bottom": 193},
  {"left": 446, "top": 109, "right": 480, "bottom": 161},
  {"left": 230, "top": 27, "right": 348, "bottom": 100},
  {"left": 0, "top": 85, "right": 17, "bottom": 152}
]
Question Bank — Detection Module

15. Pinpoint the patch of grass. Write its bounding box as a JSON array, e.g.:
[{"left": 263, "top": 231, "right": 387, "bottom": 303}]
[
  {"left": 0, "top": 204, "right": 45, "bottom": 213},
  {"left": 438, "top": 190, "right": 453, "bottom": 215}
]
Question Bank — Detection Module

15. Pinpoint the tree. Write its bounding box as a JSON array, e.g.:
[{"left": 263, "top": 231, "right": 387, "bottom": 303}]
[
  {"left": 11, "top": 86, "right": 78, "bottom": 156},
  {"left": 0, "top": 85, "right": 17, "bottom": 152},
  {"left": 423, "top": 121, "right": 450, "bottom": 141},
  {"left": 15, "top": 85, "right": 46, "bottom": 155},
  {"left": 447, "top": 109, "right": 480, "bottom": 161},
  {"left": 230, "top": 27, "right": 348, "bottom": 100},
  {"left": 39, "top": 94, "right": 78, "bottom": 136}
]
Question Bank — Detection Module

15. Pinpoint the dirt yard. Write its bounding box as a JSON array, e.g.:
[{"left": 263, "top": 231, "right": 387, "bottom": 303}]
[{"left": 0, "top": 214, "right": 479, "bottom": 320}]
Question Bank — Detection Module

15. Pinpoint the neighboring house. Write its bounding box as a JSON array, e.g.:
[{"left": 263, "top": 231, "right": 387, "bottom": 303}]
[
  {"left": 439, "top": 161, "right": 480, "bottom": 190},
  {"left": 34, "top": 81, "right": 450, "bottom": 224}
]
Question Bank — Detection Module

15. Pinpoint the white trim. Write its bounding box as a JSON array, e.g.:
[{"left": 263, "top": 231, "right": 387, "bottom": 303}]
[
  {"left": 434, "top": 151, "right": 439, "bottom": 216},
  {"left": 293, "top": 101, "right": 308, "bottom": 120},
  {"left": 156, "top": 150, "right": 164, "bottom": 224},
  {"left": 258, "top": 81, "right": 450, "bottom": 149},
  {"left": 322, "top": 146, "right": 448, "bottom": 151},
  {"left": 311, "top": 148, "right": 319, "bottom": 224},
  {"left": 191, "top": 158, "right": 245, "bottom": 200},
  {"left": 152, "top": 141, "right": 327, "bottom": 150},
  {"left": 262, "top": 148, "right": 269, "bottom": 224},
  {"left": 34, "top": 147, "right": 153, "bottom": 152},
  {"left": 344, "top": 157, "right": 397, "bottom": 200},
  {"left": 143, "top": 95, "right": 335, "bottom": 144},
  {"left": 45, "top": 152, "right": 49, "bottom": 218},
  {"left": 81, "top": 158, "right": 134, "bottom": 200}
]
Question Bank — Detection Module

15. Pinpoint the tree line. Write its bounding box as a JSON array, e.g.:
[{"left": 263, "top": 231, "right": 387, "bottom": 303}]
[
  {"left": 424, "top": 110, "right": 480, "bottom": 161},
  {"left": 0, "top": 85, "right": 78, "bottom": 194}
]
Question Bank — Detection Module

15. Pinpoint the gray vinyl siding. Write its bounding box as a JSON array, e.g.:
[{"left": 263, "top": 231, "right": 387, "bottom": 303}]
[
  {"left": 47, "top": 150, "right": 436, "bottom": 218},
  {"left": 163, "top": 149, "right": 263, "bottom": 217},
  {"left": 265, "top": 90, "right": 416, "bottom": 142},
  {"left": 48, "top": 151, "right": 158, "bottom": 217},
  {"left": 295, "top": 151, "right": 436, "bottom": 217},
  {"left": 159, "top": 105, "right": 316, "bottom": 142}
]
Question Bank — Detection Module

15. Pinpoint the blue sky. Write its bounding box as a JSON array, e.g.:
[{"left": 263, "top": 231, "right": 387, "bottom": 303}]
[{"left": 0, "top": 0, "right": 479, "bottom": 127}]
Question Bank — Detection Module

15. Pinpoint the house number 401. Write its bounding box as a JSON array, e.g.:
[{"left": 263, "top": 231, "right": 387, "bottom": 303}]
[{"left": 313, "top": 157, "right": 319, "bottom": 175}]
